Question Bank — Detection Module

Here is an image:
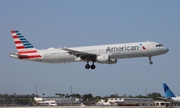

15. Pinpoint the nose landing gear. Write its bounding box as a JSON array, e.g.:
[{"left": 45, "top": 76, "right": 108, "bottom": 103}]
[{"left": 149, "top": 56, "right": 153, "bottom": 65}]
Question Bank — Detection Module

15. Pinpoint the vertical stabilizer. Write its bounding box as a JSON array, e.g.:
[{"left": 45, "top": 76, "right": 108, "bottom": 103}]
[
  {"left": 11, "top": 30, "right": 41, "bottom": 59},
  {"left": 163, "top": 83, "right": 176, "bottom": 98}
]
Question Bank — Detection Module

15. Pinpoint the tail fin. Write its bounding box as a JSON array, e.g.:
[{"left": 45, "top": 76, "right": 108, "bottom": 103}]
[
  {"left": 11, "top": 30, "right": 41, "bottom": 59},
  {"left": 163, "top": 83, "right": 176, "bottom": 98}
]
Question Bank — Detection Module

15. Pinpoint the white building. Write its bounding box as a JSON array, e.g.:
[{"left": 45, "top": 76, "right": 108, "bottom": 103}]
[
  {"left": 34, "top": 96, "right": 82, "bottom": 106},
  {"left": 154, "top": 101, "right": 170, "bottom": 107},
  {"left": 98, "top": 98, "right": 154, "bottom": 106},
  {"left": 34, "top": 97, "right": 57, "bottom": 106},
  {"left": 38, "top": 100, "right": 57, "bottom": 106}
]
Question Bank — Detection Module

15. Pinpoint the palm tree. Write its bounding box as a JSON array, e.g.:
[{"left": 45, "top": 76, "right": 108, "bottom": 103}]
[
  {"left": 55, "top": 93, "right": 58, "bottom": 97},
  {"left": 83, "top": 94, "right": 87, "bottom": 102},
  {"left": 87, "top": 93, "right": 93, "bottom": 102}
]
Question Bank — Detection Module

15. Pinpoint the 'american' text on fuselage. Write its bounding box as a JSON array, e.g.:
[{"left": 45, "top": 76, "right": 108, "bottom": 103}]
[{"left": 106, "top": 45, "right": 140, "bottom": 52}]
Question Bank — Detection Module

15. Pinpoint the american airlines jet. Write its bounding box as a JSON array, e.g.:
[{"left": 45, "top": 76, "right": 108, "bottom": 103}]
[
  {"left": 162, "top": 83, "right": 180, "bottom": 103},
  {"left": 10, "top": 30, "right": 169, "bottom": 69}
]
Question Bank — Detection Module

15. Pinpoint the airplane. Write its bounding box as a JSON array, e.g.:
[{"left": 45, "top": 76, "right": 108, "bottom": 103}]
[
  {"left": 162, "top": 83, "right": 180, "bottom": 102},
  {"left": 10, "top": 30, "right": 169, "bottom": 69}
]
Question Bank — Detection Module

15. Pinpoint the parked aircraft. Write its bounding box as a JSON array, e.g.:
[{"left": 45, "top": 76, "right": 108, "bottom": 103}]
[
  {"left": 10, "top": 30, "right": 169, "bottom": 69},
  {"left": 162, "top": 83, "right": 180, "bottom": 102}
]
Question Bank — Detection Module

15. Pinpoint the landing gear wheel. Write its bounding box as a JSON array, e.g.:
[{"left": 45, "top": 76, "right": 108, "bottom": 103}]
[
  {"left": 149, "top": 61, "right": 153, "bottom": 65},
  {"left": 85, "top": 64, "right": 90, "bottom": 69},
  {"left": 91, "top": 65, "right": 96, "bottom": 69}
]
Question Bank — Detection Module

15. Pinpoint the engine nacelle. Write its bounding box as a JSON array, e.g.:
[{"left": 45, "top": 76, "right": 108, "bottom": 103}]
[
  {"left": 96, "top": 55, "right": 117, "bottom": 64},
  {"left": 74, "top": 57, "right": 82, "bottom": 61},
  {"left": 106, "top": 58, "right": 117, "bottom": 64}
]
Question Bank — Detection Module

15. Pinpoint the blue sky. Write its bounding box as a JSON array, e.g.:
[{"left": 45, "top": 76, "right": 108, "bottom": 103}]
[{"left": 0, "top": 0, "right": 180, "bottom": 97}]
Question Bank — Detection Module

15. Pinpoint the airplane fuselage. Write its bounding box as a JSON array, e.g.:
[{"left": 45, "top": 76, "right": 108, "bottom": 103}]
[
  {"left": 171, "top": 97, "right": 180, "bottom": 102},
  {"left": 21, "top": 41, "right": 168, "bottom": 63}
]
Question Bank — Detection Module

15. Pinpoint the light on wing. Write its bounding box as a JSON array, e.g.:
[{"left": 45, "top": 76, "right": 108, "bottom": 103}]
[{"left": 96, "top": 55, "right": 117, "bottom": 64}]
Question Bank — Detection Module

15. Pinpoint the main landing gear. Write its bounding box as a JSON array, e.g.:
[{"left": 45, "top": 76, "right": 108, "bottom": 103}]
[
  {"left": 85, "top": 62, "right": 96, "bottom": 69},
  {"left": 149, "top": 56, "right": 153, "bottom": 65}
]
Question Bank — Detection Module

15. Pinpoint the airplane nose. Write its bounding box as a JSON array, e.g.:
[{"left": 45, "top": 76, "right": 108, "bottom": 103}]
[{"left": 164, "top": 47, "right": 169, "bottom": 53}]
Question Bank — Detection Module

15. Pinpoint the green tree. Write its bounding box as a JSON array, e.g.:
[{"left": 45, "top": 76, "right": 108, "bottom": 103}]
[
  {"left": 109, "top": 93, "right": 119, "bottom": 98},
  {"left": 4, "top": 94, "right": 8, "bottom": 105},
  {"left": 82, "top": 94, "right": 94, "bottom": 105},
  {"left": 128, "top": 95, "right": 134, "bottom": 98},
  {"left": 73, "top": 93, "right": 81, "bottom": 98},
  {"left": 87, "top": 93, "right": 93, "bottom": 102},
  {"left": 147, "top": 92, "right": 162, "bottom": 100},
  {"left": 83, "top": 94, "right": 88, "bottom": 102},
  {"left": 135, "top": 94, "right": 147, "bottom": 98},
  {"left": 93, "top": 96, "right": 102, "bottom": 103},
  {"left": 55, "top": 93, "right": 58, "bottom": 96},
  {"left": 42, "top": 93, "right": 45, "bottom": 98}
]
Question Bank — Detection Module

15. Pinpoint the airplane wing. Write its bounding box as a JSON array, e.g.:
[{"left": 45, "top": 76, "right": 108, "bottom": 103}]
[
  {"left": 62, "top": 48, "right": 97, "bottom": 61},
  {"left": 157, "top": 97, "right": 172, "bottom": 100}
]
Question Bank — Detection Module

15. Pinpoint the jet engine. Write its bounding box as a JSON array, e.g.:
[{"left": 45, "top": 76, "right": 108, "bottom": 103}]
[{"left": 96, "top": 55, "right": 117, "bottom": 64}]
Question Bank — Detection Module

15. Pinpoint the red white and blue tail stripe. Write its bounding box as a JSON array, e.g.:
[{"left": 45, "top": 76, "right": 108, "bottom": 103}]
[{"left": 11, "top": 30, "right": 41, "bottom": 59}]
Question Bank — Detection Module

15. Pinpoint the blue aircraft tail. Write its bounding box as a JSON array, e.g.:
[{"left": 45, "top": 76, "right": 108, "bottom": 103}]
[{"left": 163, "top": 83, "right": 176, "bottom": 98}]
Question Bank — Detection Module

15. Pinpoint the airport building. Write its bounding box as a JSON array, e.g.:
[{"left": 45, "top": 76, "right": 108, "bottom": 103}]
[
  {"left": 98, "top": 98, "right": 154, "bottom": 106},
  {"left": 154, "top": 100, "right": 170, "bottom": 107},
  {"left": 0, "top": 94, "right": 175, "bottom": 107},
  {"left": 34, "top": 96, "right": 83, "bottom": 106}
]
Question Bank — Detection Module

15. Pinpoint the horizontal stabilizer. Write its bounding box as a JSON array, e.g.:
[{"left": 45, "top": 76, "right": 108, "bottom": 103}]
[
  {"left": 9, "top": 53, "right": 41, "bottom": 59},
  {"left": 10, "top": 53, "right": 28, "bottom": 58}
]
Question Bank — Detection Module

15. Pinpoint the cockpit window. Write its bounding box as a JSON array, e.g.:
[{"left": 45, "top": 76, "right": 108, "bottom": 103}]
[{"left": 156, "top": 44, "right": 163, "bottom": 47}]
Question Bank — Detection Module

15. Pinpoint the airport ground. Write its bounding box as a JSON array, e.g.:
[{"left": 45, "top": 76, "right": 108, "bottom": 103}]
[{"left": 1, "top": 106, "right": 179, "bottom": 108}]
